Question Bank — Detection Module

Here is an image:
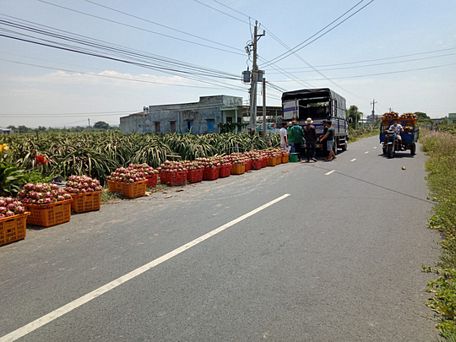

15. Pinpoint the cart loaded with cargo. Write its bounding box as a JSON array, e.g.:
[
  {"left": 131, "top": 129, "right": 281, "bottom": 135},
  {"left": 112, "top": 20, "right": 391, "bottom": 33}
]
[{"left": 380, "top": 112, "right": 419, "bottom": 158}]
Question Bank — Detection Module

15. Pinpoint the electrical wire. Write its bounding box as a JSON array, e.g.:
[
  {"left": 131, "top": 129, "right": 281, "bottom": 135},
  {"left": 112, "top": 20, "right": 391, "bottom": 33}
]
[
  {"left": 190, "top": 0, "right": 250, "bottom": 25},
  {"left": 271, "top": 46, "right": 456, "bottom": 70},
  {"left": 84, "top": 0, "right": 243, "bottom": 54},
  {"left": 37, "top": 0, "right": 244, "bottom": 56},
  {"left": 0, "top": 17, "right": 259, "bottom": 95},
  {"left": 271, "top": 62, "right": 456, "bottom": 81},
  {"left": 0, "top": 57, "right": 227, "bottom": 89},
  {"left": 261, "top": 0, "right": 375, "bottom": 67},
  {"left": 0, "top": 15, "right": 240, "bottom": 79},
  {"left": 202, "top": 0, "right": 365, "bottom": 99},
  {"left": 266, "top": 52, "right": 456, "bottom": 74}
]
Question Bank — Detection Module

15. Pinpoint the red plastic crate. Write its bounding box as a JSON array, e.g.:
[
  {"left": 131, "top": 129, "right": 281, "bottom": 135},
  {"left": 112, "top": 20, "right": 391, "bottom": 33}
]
[
  {"left": 203, "top": 167, "right": 219, "bottom": 181},
  {"left": 159, "top": 171, "right": 169, "bottom": 185},
  {"left": 0, "top": 213, "right": 29, "bottom": 246},
  {"left": 71, "top": 191, "right": 101, "bottom": 213},
  {"left": 261, "top": 157, "right": 268, "bottom": 168},
  {"left": 168, "top": 171, "right": 187, "bottom": 186},
  {"left": 146, "top": 174, "right": 158, "bottom": 188},
  {"left": 281, "top": 152, "right": 289, "bottom": 163},
  {"left": 188, "top": 168, "right": 204, "bottom": 183},
  {"left": 244, "top": 159, "right": 252, "bottom": 172},
  {"left": 26, "top": 200, "right": 72, "bottom": 228},
  {"left": 219, "top": 164, "right": 232, "bottom": 178},
  {"left": 252, "top": 159, "right": 263, "bottom": 170}
]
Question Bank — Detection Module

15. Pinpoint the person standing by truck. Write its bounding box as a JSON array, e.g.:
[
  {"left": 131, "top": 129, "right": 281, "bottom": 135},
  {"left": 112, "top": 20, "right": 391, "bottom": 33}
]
[
  {"left": 319, "top": 120, "right": 336, "bottom": 161},
  {"left": 303, "top": 117, "right": 317, "bottom": 162},
  {"left": 289, "top": 120, "right": 305, "bottom": 160},
  {"left": 279, "top": 122, "right": 288, "bottom": 151}
]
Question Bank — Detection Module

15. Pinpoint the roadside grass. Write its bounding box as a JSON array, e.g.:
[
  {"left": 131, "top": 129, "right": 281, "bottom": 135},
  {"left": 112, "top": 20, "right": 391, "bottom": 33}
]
[
  {"left": 348, "top": 125, "right": 378, "bottom": 142},
  {"left": 421, "top": 128, "right": 456, "bottom": 339},
  {"left": 101, "top": 183, "right": 169, "bottom": 204}
]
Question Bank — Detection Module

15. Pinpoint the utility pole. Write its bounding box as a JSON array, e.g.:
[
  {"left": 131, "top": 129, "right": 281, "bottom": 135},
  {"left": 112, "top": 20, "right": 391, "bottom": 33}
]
[
  {"left": 262, "top": 77, "right": 266, "bottom": 135},
  {"left": 248, "top": 21, "right": 265, "bottom": 133},
  {"left": 370, "top": 99, "right": 377, "bottom": 121},
  {"left": 88, "top": 118, "right": 91, "bottom": 128}
]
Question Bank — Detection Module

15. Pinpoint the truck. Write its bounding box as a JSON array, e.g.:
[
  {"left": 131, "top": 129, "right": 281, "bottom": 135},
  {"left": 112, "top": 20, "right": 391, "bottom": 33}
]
[{"left": 281, "top": 88, "right": 349, "bottom": 152}]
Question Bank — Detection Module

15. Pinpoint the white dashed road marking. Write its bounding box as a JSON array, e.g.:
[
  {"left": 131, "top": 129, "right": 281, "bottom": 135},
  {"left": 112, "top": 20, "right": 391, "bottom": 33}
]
[
  {"left": 364, "top": 151, "right": 369, "bottom": 154},
  {"left": 324, "top": 170, "right": 336, "bottom": 176},
  {"left": 350, "top": 158, "right": 356, "bottom": 162},
  {"left": 0, "top": 194, "right": 290, "bottom": 342}
]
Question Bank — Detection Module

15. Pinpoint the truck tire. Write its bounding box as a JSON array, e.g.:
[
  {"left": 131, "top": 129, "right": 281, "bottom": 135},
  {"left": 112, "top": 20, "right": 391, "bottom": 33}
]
[
  {"left": 341, "top": 138, "right": 347, "bottom": 151},
  {"left": 410, "top": 143, "right": 416, "bottom": 156}
]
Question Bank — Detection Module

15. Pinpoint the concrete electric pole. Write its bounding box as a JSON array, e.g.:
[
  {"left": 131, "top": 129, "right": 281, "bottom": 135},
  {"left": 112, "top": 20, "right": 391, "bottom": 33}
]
[
  {"left": 262, "top": 77, "right": 266, "bottom": 135},
  {"left": 370, "top": 99, "right": 377, "bottom": 121},
  {"left": 247, "top": 21, "right": 265, "bottom": 133}
]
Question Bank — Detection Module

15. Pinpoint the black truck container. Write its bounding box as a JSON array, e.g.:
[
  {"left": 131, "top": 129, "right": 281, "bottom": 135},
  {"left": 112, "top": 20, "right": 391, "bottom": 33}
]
[{"left": 282, "top": 88, "right": 348, "bottom": 152}]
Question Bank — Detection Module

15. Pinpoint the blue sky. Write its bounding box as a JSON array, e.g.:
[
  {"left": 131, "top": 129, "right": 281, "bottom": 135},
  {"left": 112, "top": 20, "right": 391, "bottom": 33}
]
[{"left": 0, "top": 0, "right": 455, "bottom": 127}]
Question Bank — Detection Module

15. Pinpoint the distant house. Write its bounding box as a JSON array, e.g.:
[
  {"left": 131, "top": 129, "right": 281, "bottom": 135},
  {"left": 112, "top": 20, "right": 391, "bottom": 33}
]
[
  {"left": 448, "top": 113, "right": 456, "bottom": 124},
  {"left": 120, "top": 95, "right": 282, "bottom": 134},
  {"left": 120, "top": 95, "right": 245, "bottom": 134},
  {"left": 0, "top": 128, "right": 12, "bottom": 135}
]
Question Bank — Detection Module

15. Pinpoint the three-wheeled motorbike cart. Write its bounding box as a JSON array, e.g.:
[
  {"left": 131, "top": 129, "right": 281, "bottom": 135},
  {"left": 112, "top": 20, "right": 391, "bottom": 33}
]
[{"left": 379, "top": 112, "right": 419, "bottom": 158}]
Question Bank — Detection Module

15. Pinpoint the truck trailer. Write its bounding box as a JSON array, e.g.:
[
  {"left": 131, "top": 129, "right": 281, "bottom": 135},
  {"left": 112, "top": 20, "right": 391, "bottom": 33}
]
[{"left": 281, "top": 88, "right": 349, "bottom": 152}]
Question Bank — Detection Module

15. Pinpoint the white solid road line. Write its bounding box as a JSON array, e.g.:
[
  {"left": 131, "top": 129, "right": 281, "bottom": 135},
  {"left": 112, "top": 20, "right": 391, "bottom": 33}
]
[
  {"left": 350, "top": 158, "right": 357, "bottom": 162},
  {"left": 0, "top": 194, "right": 290, "bottom": 342},
  {"left": 324, "top": 170, "right": 335, "bottom": 176}
]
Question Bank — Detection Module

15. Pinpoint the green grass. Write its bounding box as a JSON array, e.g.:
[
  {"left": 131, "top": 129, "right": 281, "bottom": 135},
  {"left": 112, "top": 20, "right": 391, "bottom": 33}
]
[
  {"left": 348, "top": 125, "right": 378, "bottom": 142},
  {"left": 422, "top": 128, "right": 456, "bottom": 339}
]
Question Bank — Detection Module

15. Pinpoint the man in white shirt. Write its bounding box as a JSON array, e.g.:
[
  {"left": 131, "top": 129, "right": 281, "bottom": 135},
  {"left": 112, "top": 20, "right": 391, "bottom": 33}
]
[
  {"left": 279, "top": 121, "right": 288, "bottom": 150},
  {"left": 389, "top": 119, "right": 404, "bottom": 141}
]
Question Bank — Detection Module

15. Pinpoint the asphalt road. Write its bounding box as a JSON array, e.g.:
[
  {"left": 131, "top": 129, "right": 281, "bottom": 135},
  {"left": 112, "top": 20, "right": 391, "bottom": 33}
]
[{"left": 0, "top": 136, "right": 440, "bottom": 341}]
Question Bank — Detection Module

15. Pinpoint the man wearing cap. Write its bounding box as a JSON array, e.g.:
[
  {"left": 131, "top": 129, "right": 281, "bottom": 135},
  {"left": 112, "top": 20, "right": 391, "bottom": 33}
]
[{"left": 303, "top": 117, "right": 317, "bottom": 162}]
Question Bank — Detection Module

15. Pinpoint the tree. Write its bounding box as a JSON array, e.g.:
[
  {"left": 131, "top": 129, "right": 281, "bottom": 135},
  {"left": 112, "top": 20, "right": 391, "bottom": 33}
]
[
  {"left": 346, "top": 105, "right": 363, "bottom": 128},
  {"left": 414, "top": 112, "right": 431, "bottom": 123},
  {"left": 93, "top": 121, "right": 110, "bottom": 130}
]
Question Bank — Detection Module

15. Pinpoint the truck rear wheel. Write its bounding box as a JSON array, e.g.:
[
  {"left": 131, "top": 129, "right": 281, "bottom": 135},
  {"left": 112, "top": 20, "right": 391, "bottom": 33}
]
[{"left": 341, "top": 140, "right": 347, "bottom": 151}]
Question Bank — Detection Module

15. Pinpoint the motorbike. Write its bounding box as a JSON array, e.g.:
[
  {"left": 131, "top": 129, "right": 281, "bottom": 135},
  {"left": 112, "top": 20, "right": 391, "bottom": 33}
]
[{"left": 382, "top": 130, "right": 397, "bottom": 158}]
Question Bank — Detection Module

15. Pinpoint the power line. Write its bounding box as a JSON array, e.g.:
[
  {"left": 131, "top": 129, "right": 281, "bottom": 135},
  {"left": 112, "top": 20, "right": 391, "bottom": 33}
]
[
  {"left": 261, "top": 0, "right": 375, "bottom": 68},
  {"left": 0, "top": 57, "right": 228, "bottom": 89},
  {"left": 266, "top": 53, "right": 456, "bottom": 74},
  {"left": 270, "top": 46, "right": 456, "bottom": 70},
  {"left": 37, "top": 0, "right": 244, "bottom": 56},
  {"left": 190, "top": 0, "right": 250, "bottom": 25},
  {"left": 84, "top": 0, "right": 243, "bottom": 54},
  {"left": 201, "top": 0, "right": 364, "bottom": 99},
  {"left": 0, "top": 15, "right": 240, "bottom": 79},
  {"left": 258, "top": 29, "right": 363, "bottom": 100},
  {"left": 0, "top": 17, "right": 256, "bottom": 94},
  {"left": 271, "top": 62, "right": 456, "bottom": 81}
]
